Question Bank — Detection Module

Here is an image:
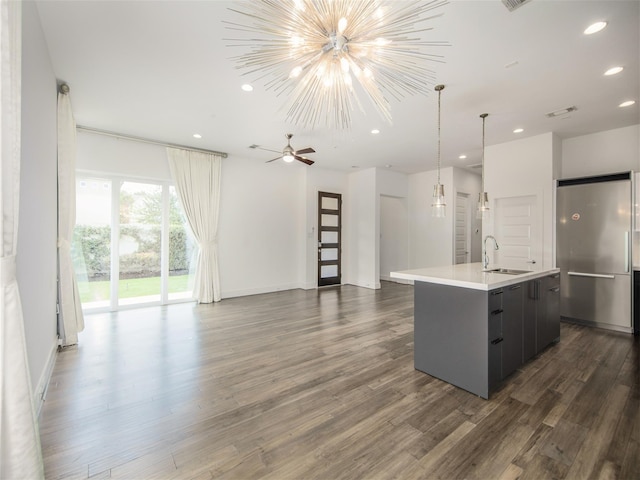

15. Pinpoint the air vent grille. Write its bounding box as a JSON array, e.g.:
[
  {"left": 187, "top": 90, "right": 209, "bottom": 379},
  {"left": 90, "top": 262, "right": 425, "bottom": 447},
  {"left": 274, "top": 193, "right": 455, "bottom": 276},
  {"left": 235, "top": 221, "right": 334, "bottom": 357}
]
[{"left": 502, "top": 0, "right": 532, "bottom": 12}]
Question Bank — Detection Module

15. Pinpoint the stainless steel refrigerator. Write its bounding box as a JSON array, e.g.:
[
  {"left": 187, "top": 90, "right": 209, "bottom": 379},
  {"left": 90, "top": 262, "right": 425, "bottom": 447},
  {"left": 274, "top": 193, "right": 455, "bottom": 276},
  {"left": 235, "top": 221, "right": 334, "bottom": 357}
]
[{"left": 556, "top": 172, "right": 633, "bottom": 332}]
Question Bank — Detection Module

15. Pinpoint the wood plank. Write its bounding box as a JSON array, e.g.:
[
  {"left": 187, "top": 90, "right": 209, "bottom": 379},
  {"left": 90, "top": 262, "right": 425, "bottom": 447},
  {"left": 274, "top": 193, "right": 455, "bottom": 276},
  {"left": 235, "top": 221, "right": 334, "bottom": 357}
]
[{"left": 38, "top": 283, "right": 640, "bottom": 480}]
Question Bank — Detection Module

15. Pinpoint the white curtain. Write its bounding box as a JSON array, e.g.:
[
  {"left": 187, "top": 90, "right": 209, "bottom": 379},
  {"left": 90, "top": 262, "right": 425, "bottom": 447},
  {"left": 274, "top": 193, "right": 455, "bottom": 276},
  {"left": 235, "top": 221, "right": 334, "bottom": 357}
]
[
  {"left": 57, "top": 87, "right": 84, "bottom": 346},
  {"left": 0, "top": 0, "right": 45, "bottom": 477},
  {"left": 167, "top": 148, "right": 222, "bottom": 303}
]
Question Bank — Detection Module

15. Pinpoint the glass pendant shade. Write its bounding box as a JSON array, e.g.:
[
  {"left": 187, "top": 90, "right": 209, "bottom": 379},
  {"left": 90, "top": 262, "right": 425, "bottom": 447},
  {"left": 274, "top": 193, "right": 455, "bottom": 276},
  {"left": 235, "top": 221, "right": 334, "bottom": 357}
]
[
  {"left": 432, "top": 183, "right": 446, "bottom": 218},
  {"left": 477, "top": 191, "right": 490, "bottom": 220}
]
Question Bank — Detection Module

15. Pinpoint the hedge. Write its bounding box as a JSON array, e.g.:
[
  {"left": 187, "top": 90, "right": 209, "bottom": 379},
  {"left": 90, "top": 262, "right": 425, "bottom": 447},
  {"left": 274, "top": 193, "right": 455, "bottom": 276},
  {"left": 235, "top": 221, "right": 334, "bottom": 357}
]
[{"left": 73, "top": 224, "right": 194, "bottom": 280}]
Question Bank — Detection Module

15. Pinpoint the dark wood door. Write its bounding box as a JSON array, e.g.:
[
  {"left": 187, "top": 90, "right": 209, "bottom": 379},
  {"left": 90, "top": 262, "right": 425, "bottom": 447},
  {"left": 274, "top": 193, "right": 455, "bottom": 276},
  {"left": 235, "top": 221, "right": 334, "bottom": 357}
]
[{"left": 318, "top": 191, "right": 342, "bottom": 287}]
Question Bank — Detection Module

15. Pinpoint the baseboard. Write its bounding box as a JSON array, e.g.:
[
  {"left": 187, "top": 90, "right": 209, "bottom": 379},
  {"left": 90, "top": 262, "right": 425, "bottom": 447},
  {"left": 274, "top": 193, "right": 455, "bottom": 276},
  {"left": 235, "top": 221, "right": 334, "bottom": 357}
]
[
  {"left": 221, "top": 283, "right": 303, "bottom": 299},
  {"left": 344, "top": 281, "right": 380, "bottom": 290},
  {"left": 380, "top": 275, "right": 412, "bottom": 285},
  {"left": 35, "top": 341, "right": 58, "bottom": 418}
]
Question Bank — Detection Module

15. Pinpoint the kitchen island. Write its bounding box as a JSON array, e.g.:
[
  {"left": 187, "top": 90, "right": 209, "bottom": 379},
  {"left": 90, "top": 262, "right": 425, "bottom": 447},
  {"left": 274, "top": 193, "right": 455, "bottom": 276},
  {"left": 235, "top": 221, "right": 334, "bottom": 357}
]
[{"left": 391, "top": 263, "right": 560, "bottom": 399}]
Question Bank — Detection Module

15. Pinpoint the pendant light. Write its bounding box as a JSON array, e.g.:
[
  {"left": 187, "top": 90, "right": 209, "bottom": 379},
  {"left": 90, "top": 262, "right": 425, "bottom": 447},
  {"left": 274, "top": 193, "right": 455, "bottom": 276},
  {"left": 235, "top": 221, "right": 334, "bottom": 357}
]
[
  {"left": 431, "top": 84, "right": 446, "bottom": 218},
  {"left": 477, "top": 113, "right": 490, "bottom": 220}
]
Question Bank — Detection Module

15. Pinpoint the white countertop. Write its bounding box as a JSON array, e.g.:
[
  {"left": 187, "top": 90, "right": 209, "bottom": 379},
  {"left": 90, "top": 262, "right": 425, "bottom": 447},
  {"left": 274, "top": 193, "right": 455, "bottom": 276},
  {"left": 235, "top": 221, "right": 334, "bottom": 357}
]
[{"left": 391, "top": 263, "right": 560, "bottom": 291}]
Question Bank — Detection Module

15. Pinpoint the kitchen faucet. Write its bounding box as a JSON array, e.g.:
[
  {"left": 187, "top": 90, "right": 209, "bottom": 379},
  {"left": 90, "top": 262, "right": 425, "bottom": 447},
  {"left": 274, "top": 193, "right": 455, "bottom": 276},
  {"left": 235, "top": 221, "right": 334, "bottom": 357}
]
[{"left": 482, "top": 235, "right": 499, "bottom": 270}]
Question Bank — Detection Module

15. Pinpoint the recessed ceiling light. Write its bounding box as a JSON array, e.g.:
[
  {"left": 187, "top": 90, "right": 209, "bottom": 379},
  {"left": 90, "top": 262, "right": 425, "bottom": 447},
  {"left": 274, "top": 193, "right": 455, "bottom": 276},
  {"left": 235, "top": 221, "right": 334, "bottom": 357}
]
[
  {"left": 584, "top": 21, "right": 607, "bottom": 35},
  {"left": 619, "top": 100, "right": 636, "bottom": 108},
  {"left": 371, "top": 129, "right": 380, "bottom": 134},
  {"left": 241, "top": 84, "right": 253, "bottom": 92},
  {"left": 513, "top": 128, "right": 524, "bottom": 133},
  {"left": 459, "top": 154, "right": 467, "bottom": 160},
  {"left": 604, "top": 66, "right": 624, "bottom": 76},
  {"left": 193, "top": 133, "right": 202, "bottom": 139}
]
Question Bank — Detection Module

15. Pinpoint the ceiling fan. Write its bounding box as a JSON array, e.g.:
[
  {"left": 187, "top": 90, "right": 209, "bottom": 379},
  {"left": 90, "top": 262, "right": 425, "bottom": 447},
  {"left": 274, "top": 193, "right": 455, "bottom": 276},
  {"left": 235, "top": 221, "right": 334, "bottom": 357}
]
[{"left": 263, "top": 133, "right": 316, "bottom": 165}]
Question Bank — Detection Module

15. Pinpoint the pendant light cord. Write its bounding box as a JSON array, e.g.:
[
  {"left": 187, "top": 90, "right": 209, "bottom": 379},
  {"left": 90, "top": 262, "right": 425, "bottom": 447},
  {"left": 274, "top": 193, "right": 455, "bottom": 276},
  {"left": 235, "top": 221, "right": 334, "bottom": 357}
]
[
  {"left": 435, "top": 85, "right": 444, "bottom": 184},
  {"left": 481, "top": 115, "right": 485, "bottom": 193},
  {"left": 480, "top": 113, "right": 488, "bottom": 194}
]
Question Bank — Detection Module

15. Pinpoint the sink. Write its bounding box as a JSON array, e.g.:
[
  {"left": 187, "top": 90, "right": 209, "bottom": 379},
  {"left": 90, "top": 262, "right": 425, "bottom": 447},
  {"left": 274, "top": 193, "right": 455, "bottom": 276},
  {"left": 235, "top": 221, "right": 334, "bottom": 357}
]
[{"left": 484, "top": 268, "right": 531, "bottom": 275}]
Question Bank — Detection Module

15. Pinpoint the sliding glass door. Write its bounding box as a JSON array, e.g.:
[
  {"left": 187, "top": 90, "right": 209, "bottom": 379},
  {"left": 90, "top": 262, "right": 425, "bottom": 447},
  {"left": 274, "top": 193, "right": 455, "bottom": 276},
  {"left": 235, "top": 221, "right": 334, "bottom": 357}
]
[{"left": 74, "top": 175, "right": 196, "bottom": 311}]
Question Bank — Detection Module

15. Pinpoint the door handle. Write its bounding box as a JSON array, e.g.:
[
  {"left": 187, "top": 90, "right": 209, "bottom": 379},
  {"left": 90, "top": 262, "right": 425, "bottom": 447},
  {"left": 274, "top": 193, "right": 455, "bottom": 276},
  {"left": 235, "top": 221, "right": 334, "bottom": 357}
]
[
  {"left": 625, "top": 231, "right": 630, "bottom": 273},
  {"left": 568, "top": 272, "right": 615, "bottom": 279}
]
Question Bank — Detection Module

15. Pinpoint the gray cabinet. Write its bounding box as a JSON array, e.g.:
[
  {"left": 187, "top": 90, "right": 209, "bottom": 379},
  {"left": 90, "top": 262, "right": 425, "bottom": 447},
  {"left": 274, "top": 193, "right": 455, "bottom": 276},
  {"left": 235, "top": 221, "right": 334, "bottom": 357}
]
[
  {"left": 502, "top": 284, "right": 524, "bottom": 378},
  {"left": 413, "top": 274, "right": 560, "bottom": 399},
  {"left": 539, "top": 273, "right": 561, "bottom": 347},
  {"left": 523, "top": 281, "right": 538, "bottom": 361},
  {"left": 523, "top": 274, "right": 561, "bottom": 360},
  {"left": 488, "top": 284, "right": 524, "bottom": 389}
]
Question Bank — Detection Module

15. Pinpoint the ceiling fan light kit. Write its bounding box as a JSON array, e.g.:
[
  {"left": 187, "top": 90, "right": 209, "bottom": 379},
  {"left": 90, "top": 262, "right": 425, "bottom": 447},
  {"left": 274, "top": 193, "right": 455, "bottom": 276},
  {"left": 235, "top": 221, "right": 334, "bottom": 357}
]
[{"left": 226, "top": 0, "right": 448, "bottom": 129}]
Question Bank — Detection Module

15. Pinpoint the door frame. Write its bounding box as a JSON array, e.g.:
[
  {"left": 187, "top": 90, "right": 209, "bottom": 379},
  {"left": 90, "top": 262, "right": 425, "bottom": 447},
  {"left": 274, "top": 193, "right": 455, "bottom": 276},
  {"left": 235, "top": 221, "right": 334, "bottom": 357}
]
[{"left": 317, "top": 191, "right": 342, "bottom": 287}]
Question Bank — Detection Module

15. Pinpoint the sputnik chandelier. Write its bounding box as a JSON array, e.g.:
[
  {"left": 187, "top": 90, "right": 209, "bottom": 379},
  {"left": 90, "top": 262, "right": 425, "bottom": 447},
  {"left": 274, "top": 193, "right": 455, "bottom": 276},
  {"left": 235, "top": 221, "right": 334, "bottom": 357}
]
[{"left": 226, "top": 0, "right": 448, "bottom": 129}]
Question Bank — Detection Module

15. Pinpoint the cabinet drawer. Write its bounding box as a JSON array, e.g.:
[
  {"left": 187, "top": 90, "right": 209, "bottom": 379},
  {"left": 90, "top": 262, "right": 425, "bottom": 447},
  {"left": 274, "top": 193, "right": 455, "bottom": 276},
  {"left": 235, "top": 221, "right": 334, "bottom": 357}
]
[{"left": 489, "top": 289, "right": 503, "bottom": 312}]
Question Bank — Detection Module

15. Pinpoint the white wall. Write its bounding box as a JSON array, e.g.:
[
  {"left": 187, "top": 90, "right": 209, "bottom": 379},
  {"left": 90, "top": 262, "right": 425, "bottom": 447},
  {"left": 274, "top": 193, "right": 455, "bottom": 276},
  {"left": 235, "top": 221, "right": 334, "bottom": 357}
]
[
  {"left": 484, "top": 132, "right": 560, "bottom": 270},
  {"left": 347, "top": 168, "right": 378, "bottom": 288},
  {"left": 218, "top": 159, "right": 304, "bottom": 297},
  {"left": 376, "top": 169, "right": 409, "bottom": 282},
  {"left": 380, "top": 195, "right": 408, "bottom": 281},
  {"left": 77, "top": 131, "right": 170, "bottom": 181},
  {"left": 19, "top": 0, "right": 59, "bottom": 408},
  {"left": 561, "top": 125, "right": 640, "bottom": 179},
  {"left": 408, "top": 167, "right": 455, "bottom": 268}
]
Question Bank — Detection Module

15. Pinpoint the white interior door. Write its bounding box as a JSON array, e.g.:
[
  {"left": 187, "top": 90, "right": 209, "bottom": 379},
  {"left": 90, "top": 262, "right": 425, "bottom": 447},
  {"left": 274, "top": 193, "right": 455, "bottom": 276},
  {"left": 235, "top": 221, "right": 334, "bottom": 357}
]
[
  {"left": 494, "top": 195, "right": 541, "bottom": 269},
  {"left": 455, "top": 192, "right": 470, "bottom": 264}
]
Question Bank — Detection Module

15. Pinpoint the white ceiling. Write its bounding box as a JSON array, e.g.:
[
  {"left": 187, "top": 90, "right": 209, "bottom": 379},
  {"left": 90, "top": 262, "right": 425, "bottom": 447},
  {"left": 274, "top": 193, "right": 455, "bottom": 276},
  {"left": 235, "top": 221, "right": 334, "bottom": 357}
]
[{"left": 35, "top": 0, "right": 639, "bottom": 174}]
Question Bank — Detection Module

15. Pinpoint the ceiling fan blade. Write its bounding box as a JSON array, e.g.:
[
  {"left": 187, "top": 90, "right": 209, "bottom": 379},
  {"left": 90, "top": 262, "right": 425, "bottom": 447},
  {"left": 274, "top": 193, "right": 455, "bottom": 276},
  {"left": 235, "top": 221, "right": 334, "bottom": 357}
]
[
  {"left": 265, "top": 156, "right": 282, "bottom": 163},
  {"left": 295, "top": 147, "right": 315, "bottom": 155},
  {"left": 254, "top": 146, "right": 281, "bottom": 154},
  {"left": 294, "top": 155, "right": 314, "bottom": 166}
]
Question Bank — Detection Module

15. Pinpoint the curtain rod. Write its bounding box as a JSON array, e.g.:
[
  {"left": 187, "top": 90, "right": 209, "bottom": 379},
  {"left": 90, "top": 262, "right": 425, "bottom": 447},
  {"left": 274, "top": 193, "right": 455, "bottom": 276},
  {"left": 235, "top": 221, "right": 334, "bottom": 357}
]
[{"left": 76, "top": 125, "right": 228, "bottom": 158}]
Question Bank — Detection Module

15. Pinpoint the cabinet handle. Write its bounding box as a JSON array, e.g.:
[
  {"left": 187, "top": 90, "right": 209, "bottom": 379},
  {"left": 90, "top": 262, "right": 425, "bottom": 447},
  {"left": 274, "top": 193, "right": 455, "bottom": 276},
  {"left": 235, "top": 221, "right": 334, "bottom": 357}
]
[
  {"left": 491, "top": 309, "right": 504, "bottom": 315},
  {"left": 549, "top": 287, "right": 560, "bottom": 293},
  {"left": 568, "top": 272, "right": 615, "bottom": 279},
  {"left": 509, "top": 285, "right": 522, "bottom": 290},
  {"left": 491, "top": 291, "right": 503, "bottom": 296},
  {"left": 491, "top": 337, "right": 504, "bottom": 345}
]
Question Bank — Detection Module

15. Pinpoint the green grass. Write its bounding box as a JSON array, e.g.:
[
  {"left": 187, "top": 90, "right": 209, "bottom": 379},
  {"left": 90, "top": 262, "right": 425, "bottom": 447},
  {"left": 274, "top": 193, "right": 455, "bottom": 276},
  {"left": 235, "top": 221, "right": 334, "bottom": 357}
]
[{"left": 78, "top": 274, "right": 191, "bottom": 303}]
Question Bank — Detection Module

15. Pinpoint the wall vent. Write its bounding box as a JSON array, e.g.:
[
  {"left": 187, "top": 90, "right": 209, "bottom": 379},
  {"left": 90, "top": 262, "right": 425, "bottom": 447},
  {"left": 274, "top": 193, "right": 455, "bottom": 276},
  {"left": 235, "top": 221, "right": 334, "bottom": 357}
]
[
  {"left": 502, "top": 0, "right": 532, "bottom": 12},
  {"left": 546, "top": 106, "right": 577, "bottom": 118}
]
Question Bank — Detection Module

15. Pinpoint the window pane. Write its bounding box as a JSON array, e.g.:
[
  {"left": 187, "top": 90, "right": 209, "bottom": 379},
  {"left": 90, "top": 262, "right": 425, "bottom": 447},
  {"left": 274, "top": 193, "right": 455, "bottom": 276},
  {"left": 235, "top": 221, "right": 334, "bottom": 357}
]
[
  {"left": 322, "top": 197, "right": 338, "bottom": 210},
  {"left": 321, "top": 265, "right": 338, "bottom": 278},
  {"left": 321, "top": 214, "right": 338, "bottom": 227},
  {"left": 74, "top": 177, "right": 112, "bottom": 309},
  {"left": 119, "top": 181, "right": 162, "bottom": 306},
  {"left": 321, "top": 248, "right": 338, "bottom": 261},
  {"left": 321, "top": 231, "right": 338, "bottom": 244},
  {"left": 168, "top": 186, "right": 197, "bottom": 301}
]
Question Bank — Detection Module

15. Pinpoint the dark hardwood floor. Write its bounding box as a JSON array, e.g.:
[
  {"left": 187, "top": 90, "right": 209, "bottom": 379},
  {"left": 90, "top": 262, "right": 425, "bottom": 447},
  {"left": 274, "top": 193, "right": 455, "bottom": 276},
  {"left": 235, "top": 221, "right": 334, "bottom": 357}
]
[{"left": 39, "top": 282, "right": 640, "bottom": 479}]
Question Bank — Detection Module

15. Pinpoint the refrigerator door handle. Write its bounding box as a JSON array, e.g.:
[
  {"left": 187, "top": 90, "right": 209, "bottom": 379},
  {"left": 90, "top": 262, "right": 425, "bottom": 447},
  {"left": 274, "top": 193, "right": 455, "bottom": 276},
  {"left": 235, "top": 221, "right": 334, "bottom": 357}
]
[
  {"left": 568, "top": 271, "right": 616, "bottom": 279},
  {"left": 625, "top": 231, "right": 630, "bottom": 273}
]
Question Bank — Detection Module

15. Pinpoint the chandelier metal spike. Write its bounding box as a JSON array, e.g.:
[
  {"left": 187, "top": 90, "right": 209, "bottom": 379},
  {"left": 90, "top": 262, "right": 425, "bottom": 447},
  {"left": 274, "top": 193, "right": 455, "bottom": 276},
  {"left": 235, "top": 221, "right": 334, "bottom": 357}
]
[{"left": 225, "top": 0, "right": 449, "bottom": 129}]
